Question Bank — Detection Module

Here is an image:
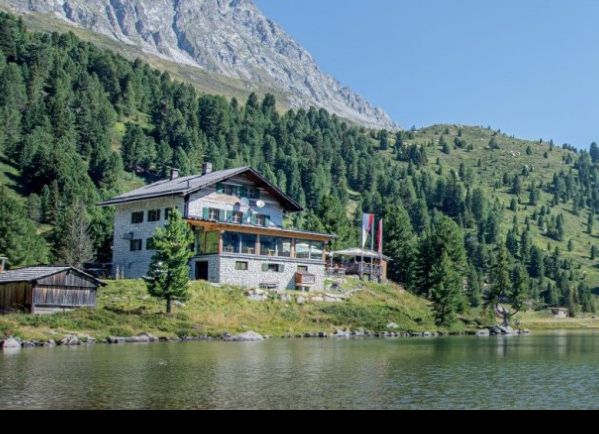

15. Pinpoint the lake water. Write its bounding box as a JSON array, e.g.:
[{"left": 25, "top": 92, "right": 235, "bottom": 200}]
[{"left": 2, "top": 332, "right": 599, "bottom": 409}]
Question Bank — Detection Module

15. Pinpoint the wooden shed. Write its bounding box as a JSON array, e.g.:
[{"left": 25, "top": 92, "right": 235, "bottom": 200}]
[{"left": 0, "top": 266, "right": 104, "bottom": 314}]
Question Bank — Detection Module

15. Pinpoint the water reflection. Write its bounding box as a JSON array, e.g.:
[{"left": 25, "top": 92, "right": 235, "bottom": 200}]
[{"left": 2, "top": 333, "right": 599, "bottom": 409}]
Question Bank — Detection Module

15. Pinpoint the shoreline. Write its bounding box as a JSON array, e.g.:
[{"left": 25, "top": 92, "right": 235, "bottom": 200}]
[{"left": 5, "top": 327, "right": 599, "bottom": 352}]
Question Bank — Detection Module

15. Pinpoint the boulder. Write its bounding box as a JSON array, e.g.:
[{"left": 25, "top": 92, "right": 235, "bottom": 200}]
[
  {"left": 248, "top": 294, "right": 267, "bottom": 302},
  {"left": 324, "top": 295, "right": 342, "bottom": 303},
  {"left": 21, "top": 341, "right": 36, "bottom": 348},
  {"left": 173, "top": 301, "right": 186, "bottom": 308},
  {"left": 1, "top": 337, "right": 21, "bottom": 349},
  {"left": 296, "top": 296, "right": 306, "bottom": 305},
  {"left": 226, "top": 331, "right": 264, "bottom": 342},
  {"left": 45, "top": 340, "right": 56, "bottom": 347},
  {"left": 476, "top": 329, "right": 490, "bottom": 337},
  {"left": 136, "top": 332, "right": 158, "bottom": 342},
  {"left": 386, "top": 322, "right": 400, "bottom": 330},
  {"left": 334, "top": 329, "right": 351, "bottom": 338},
  {"left": 60, "top": 335, "right": 80, "bottom": 346},
  {"left": 107, "top": 336, "right": 126, "bottom": 344},
  {"left": 311, "top": 296, "right": 324, "bottom": 303},
  {"left": 279, "top": 294, "right": 292, "bottom": 302}
]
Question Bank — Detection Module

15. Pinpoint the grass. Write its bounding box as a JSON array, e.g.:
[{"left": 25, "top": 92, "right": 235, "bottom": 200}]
[
  {"left": 518, "top": 310, "right": 599, "bottom": 330},
  {"left": 0, "top": 278, "right": 445, "bottom": 341},
  {"left": 386, "top": 124, "right": 599, "bottom": 288}
]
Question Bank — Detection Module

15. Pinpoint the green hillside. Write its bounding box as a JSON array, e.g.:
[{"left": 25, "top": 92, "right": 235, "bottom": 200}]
[
  {"left": 0, "top": 11, "right": 597, "bottom": 328},
  {"left": 389, "top": 125, "right": 599, "bottom": 283}
]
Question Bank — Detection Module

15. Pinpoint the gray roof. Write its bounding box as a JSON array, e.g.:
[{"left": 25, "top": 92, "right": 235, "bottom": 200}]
[
  {"left": 100, "top": 167, "right": 303, "bottom": 211},
  {"left": 0, "top": 266, "right": 103, "bottom": 285}
]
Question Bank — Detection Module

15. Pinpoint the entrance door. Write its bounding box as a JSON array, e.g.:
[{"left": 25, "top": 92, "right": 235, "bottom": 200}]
[{"left": 195, "top": 261, "right": 209, "bottom": 281}]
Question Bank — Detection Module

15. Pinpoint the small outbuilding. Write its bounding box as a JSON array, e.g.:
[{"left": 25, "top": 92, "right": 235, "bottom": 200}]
[{"left": 0, "top": 266, "right": 104, "bottom": 314}]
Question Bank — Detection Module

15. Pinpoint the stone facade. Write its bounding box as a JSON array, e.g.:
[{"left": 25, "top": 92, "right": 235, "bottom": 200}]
[
  {"left": 108, "top": 168, "right": 332, "bottom": 290},
  {"left": 191, "top": 254, "right": 326, "bottom": 292}
]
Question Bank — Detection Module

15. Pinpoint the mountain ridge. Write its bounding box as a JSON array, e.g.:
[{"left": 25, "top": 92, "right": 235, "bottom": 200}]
[{"left": 2, "top": 0, "right": 398, "bottom": 130}]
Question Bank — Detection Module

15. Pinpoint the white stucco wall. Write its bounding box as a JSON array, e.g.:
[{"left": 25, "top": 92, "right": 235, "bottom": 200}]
[{"left": 112, "top": 196, "right": 185, "bottom": 279}]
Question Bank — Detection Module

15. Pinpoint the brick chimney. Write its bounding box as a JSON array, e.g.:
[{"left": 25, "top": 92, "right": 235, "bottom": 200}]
[
  {"left": 202, "top": 162, "right": 213, "bottom": 176},
  {"left": 170, "top": 168, "right": 180, "bottom": 180}
]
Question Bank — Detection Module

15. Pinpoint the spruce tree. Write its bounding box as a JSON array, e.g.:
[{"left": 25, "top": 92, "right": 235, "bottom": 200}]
[{"left": 145, "top": 209, "right": 194, "bottom": 314}]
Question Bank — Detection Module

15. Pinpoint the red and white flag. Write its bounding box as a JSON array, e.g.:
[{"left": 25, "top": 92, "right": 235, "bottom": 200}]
[
  {"left": 361, "top": 213, "right": 375, "bottom": 249},
  {"left": 377, "top": 218, "right": 383, "bottom": 255}
]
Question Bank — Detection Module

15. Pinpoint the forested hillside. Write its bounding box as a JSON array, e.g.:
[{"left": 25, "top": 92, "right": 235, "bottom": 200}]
[{"left": 0, "top": 12, "right": 597, "bottom": 325}]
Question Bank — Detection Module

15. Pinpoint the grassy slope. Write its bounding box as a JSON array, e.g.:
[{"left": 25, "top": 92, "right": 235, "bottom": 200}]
[
  {"left": 0, "top": 278, "right": 448, "bottom": 341},
  {"left": 384, "top": 124, "right": 599, "bottom": 287}
]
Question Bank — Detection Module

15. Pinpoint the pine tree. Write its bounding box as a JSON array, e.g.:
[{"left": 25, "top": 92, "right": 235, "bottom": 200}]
[
  {"left": 52, "top": 201, "right": 94, "bottom": 267},
  {"left": 145, "top": 209, "right": 194, "bottom": 314},
  {"left": 485, "top": 245, "right": 527, "bottom": 327},
  {"left": 383, "top": 204, "right": 416, "bottom": 287},
  {"left": 430, "top": 251, "right": 463, "bottom": 327}
]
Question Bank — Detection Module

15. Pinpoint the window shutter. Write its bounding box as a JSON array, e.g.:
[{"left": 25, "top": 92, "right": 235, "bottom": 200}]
[
  {"left": 218, "top": 210, "right": 226, "bottom": 222},
  {"left": 225, "top": 211, "right": 232, "bottom": 222},
  {"left": 265, "top": 215, "right": 271, "bottom": 227},
  {"left": 202, "top": 208, "right": 209, "bottom": 220},
  {"left": 251, "top": 213, "right": 257, "bottom": 225}
]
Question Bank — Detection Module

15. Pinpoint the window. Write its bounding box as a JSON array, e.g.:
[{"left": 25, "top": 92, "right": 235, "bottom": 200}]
[
  {"left": 208, "top": 208, "right": 221, "bottom": 221},
  {"left": 223, "top": 232, "right": 240, "bottom": 253},
  {"left": 130, "top": 239, "right": 142, "bottom": 251},
  {"left": 223, "top": 232, "right": 256, "bottom": 254},
  {"left": 298, "top": 265, "right": 308, "bottom": 273},
  {"left": 296, "top": 241, "right": 310, "bottom": 259},
  {"left": 216, "top": 183, "right": 260, "bottom": 200},
  {"left": 235, "top": 261, "right": 249, "bottom": 271},
  {"left": 255, "top": 214, "right": 270, "bottom": 227},
  {"left": 260, "top": 237, "right": 291, "bottom": 257},
  {"left": 295, "top": 240, "right": 325, "bottom": 260},
  {"left": 196, "top": 229, "right": 219, "bottom": 255},
  {"left": 241, "top": 234, "right": 257, "bottom": 254},
  {"left": 277, "top": 238, "right": 292, "bottom": 257},
  {"left": 262, "top": 263, "right": 284, "bottom": 273},
  {"left": 230, "top": 211, "right": 244, "bottom": 224},
  {"left": 146, "top": 238, "right": 155, "bottom": 250},
  {"left": 248, "top": 187, "right": 260, "bottom": 199},
  {"left": 260, "top": 236, "right": 277, "bottom": 257},
  {"left": 131, "top": 212, "right": 144, "bottom": 224},
  {"left": 148, "top": 209, "right": 161, "bottom": 222},
  {"left": 309, "top": 241, "right": 324, "bottom": 260}
]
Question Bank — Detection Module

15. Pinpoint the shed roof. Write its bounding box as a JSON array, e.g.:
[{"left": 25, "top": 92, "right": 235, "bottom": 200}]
[
  {"left": 328, "top": 248, "right": 391, "bottom": 261},
  {"left": 99, "top": 166, "right": 303, "bottom": 212},
  {"left": 0, "top": 266, "right": 104, "bottom": 286}
]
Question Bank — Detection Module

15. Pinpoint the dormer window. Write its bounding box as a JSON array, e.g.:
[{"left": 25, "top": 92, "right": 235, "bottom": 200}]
[{"left": 216, "top": 182, "right": 260, "bottom": 200}]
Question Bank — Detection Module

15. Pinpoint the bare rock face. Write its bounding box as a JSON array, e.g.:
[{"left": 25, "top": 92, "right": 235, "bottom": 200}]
[{"left": 3, "top": 0, "right": 397, "bottom": 130}]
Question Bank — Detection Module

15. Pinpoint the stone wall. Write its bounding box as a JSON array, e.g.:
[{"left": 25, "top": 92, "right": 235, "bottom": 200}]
[{"left": 208, "top": 254, "right": 326, "bottom": 292}]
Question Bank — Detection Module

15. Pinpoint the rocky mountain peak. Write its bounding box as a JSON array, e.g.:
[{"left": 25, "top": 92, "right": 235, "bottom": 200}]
[{"left": 3, "top": 0, "right": 398, "bottom": 129}]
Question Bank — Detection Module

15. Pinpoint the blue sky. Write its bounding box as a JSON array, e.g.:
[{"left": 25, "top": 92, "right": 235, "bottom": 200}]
[{"left": 255, "top": 0, "right": 599, "bottom": 148}]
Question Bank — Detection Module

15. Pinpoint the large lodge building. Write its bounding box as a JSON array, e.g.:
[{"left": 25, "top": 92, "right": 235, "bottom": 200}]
[{"left": 101, "top": 163, "right": 335, "bottom": 291}]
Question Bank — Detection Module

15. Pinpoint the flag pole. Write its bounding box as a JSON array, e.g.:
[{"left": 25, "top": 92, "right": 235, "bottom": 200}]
[
  {"left": 370, "top": 218, "right": 375, "bottom": 281},
  {"left": 360, "top": 215, "right": 364, "bottom": 279}
]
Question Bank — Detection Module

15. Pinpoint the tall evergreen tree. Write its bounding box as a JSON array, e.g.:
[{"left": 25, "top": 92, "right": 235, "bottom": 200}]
[{"left": 145, "top": 209, "right": 194, "bottom": 314}]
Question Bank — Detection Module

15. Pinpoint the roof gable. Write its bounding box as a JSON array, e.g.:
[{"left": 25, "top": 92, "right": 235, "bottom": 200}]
[
  {"left": 100, "top": 167, "right": 302, "bottom": 212},
  {"left": 0, "top": 266, "right": 104, "bottom": 286}
]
